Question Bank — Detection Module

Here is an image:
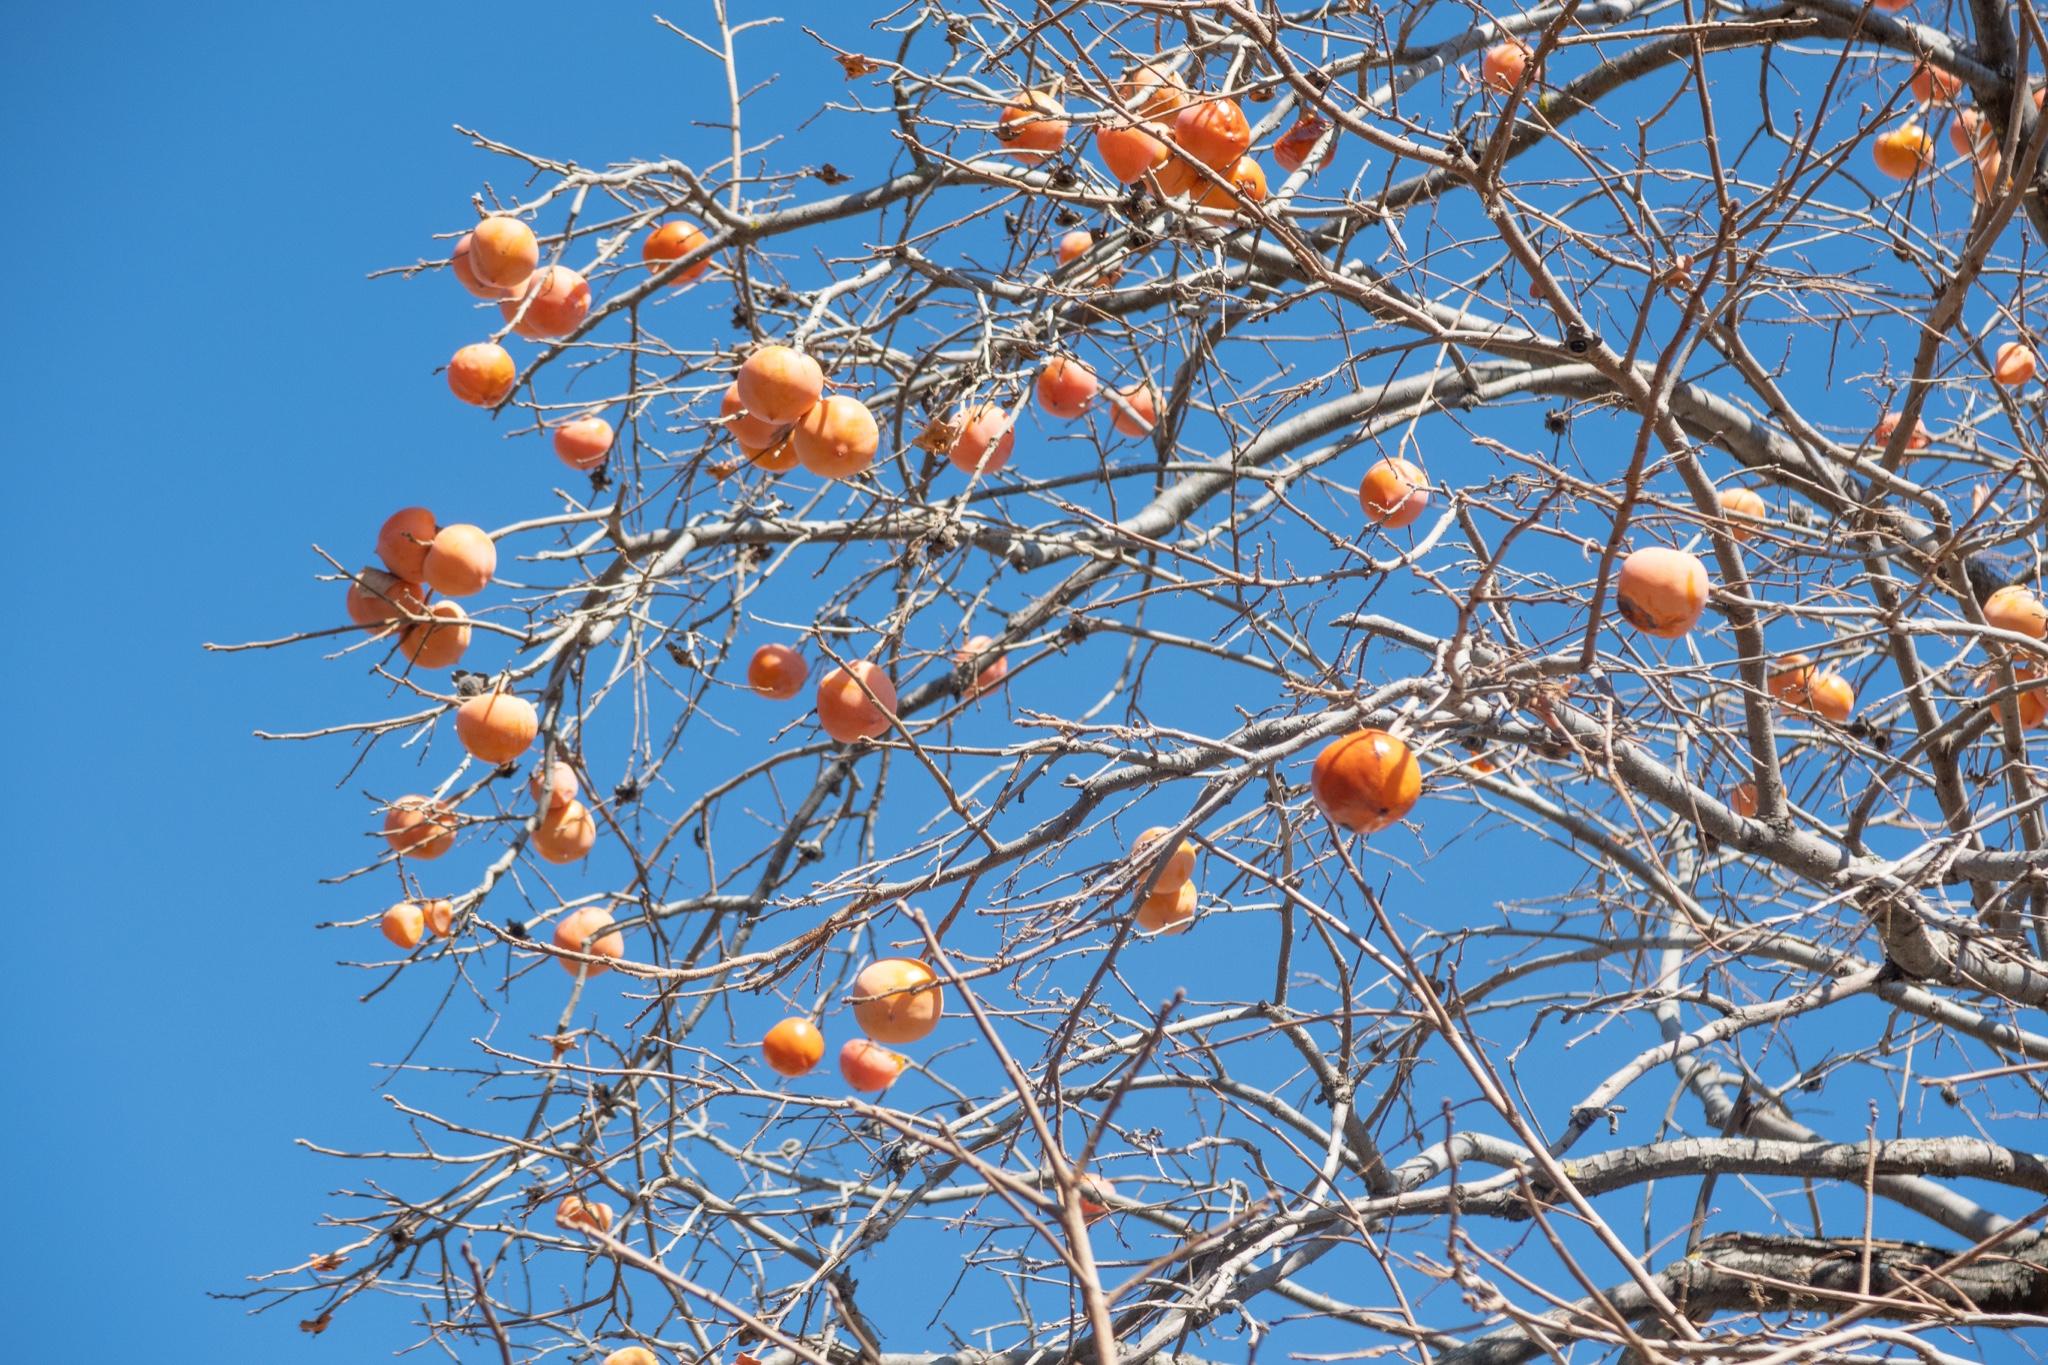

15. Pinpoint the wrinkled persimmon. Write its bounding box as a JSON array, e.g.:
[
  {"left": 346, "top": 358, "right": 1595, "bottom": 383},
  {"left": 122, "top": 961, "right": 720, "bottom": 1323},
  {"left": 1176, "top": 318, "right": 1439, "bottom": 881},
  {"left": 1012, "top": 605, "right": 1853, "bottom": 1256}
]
[
  {"left": 1133, "top": 826, "right": 1197, "bottom": 891},
  {"left": 1311, "top": 729, "right": 1422, "bottom": 834},
  {"left": 555, "top": 1194, "right": 614, "bottom": 1234},
  {"left": 1174, "top": 97, "right": 1251, "bottom": 168},
  {"left": 381, "top": 902, "right": 427, "bottom": 950},
  {"left": 1136, "top": 880, "right": 1197, "bottom": 934}
]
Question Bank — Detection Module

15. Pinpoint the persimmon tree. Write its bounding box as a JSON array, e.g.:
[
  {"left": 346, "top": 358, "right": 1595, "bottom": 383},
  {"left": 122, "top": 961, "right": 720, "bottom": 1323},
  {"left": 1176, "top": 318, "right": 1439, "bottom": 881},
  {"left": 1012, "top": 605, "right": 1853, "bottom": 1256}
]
[{"left": 221, "top": 2, "right": 2048, "bottom": 1362}]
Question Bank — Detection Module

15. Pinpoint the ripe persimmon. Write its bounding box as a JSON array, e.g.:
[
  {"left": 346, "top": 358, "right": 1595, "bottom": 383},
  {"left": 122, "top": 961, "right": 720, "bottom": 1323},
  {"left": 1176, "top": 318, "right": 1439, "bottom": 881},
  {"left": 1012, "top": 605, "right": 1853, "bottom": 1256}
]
[
  {"left": 1117, "top": 62, "right": 1189, "bottom": 120},
  {"left": 1872, "top": 123, "right": 1934, "bottom": 179},
  {"left": 400, "top": 601, "right": 471, "bottom": 669},
  {"left": 1482, "top": 40, "right": 1531, "bottom": 92},
  {"left": 1096, "top": 122, "right": 1170, "bottom": 183},
  {"left": 642, "top": 220, "right": 710, "bottom": 284},
  {"left": 1358, "top": 457, "right": 1429, "bottom": 528},
  {"left": 1994, "top": 342, "right": 2037, "bottom": 386},
  {"left": 1311, "top": 729, "right": 1422, "bottom": 834},
  {"left": 748, "top": 643, "right": 809, "bottom": 700},
  {"left": 956, "top": 634, "right": 1007, "bottom": 697},
  {"left": 851, "top": 958, "right": 943, "bottom": 1044},
  {"left": 1274, "top": 114, "right": 1335, "bottom": 175},
  {"left": 447, "top": 343, "right": 517, "bottom": 407},
  {"left": 1730, "top": 780, "right": 1759, "bottom": 820},
  {"left": 419, "top": 898, "right": 455, "bottom": 937},
  {"left": 816, "top": 661, "right": 898, "bottom": 743},
  {"left": 345, "top": 568, "right": 426, "bottom": 630},
  {"left": 383, "top": 796, "right": 457, "bottom": 860},
  {"left": 381, "top": 902, "right": 426, "bottom": 950},
  {"left": 553, "top": 416, "right": 614, "bottom": 471},
  {"left": 499, "top": 265, "right": 589, "bottom": 339},
  {"left": 1136, "top": 880, "right": 1197, "bottom": 934},
  {"left": 948, "top": 403, "right": 1016, "bottom": 474},
  {"left": 1873, "top": 410, "right": 1932, "bottom": 450},
  {"left": 468, "top": 217, "right": 538, "bottom": 290},
  {"left": 1109, "top": 382, "right": 1159, "bottom": 438},
  {"left": 1950, "top": 108, "right": 1988, "bottom": 156},
  {"left": 423, "top": 524, "right": 496, "bottom": 597},
  {"left": 1076, "top": 1173, "right": 1116, "bottom": 1224},
  {"left": 1194, "top": 156, "right": 1268, "bottom": 212},
  {"left": 1035, "top": 356, "right": 1098, "bottom": 419},
  {"left": 604, "top": 1349, "right": 661, "bottom": 1365},
  {"left": 791, "top": 394, "right": 880, "bottom": 480},
  {"left": 838, "top": 1038, "right": 905, "bottom": 1092},
  {"left": 762, "top": 1018, "right": 826, "bottom": 1077},
  {"left": 554, "top": 1194, "right": 614, "bottom": 1234},
  {"left": 456, "top": 691, "right": 538, "bottom": 765},
  {"left": 1717, "top": 487, "right": 1767, "bottom": 541},
  {"left": 533, "top": 798, "right": 598, "bottom": 863},
  {"left": 529, "top": 759, "right": 579, "bottom": 811},
  {"left": 1174, "top": 97, "right": 1251, "bottom": 168},
  {"left": 1910, "top": 62, "right": 1963, "bottom": 105},
  {"left": 1133, "top": 826, "right": 1197, "bottom": 891},
  {"left": 1615, "top": 547, "right": 1711, "bottom": 639},
  {"left": 1984, "top": 584, "right": 2047, "bottom": 639},
  {"left": 1768, "top": 654, "right": 1854, "bottom": 723},
  {"left": 1057, "top": 230, "right": 1094, "bottom": 267},
  {"left": 736, "top": 345, "right": 824, "bottom": 425},
  {"left": 996, "top": 92, "right": 1068, "bottom": 161},
  {"left": 452, "top": 232, "right": 516, "bottom": 300},
  {"left": 720, "top": 381, "right": 787, "bottom": 448},
  {"left": 552, "top": 906, "right": 622, "bottom": 975},
  {"left": 376, "top": 507, "right": 438, "bottom": 580}
]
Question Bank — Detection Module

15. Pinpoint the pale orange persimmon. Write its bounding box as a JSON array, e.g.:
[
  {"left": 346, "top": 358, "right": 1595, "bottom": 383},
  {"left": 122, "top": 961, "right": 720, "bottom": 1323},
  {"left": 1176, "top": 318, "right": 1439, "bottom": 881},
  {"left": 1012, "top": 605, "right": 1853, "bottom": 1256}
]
[
  {"left": 1133, "top": 826, "right": 1196, "bottom": 891},
  {"left": 468, "top": 217, "right": 538, "bottom": 290},
  {"left": 1117, "top": 62, "right": 1189, "bottom": 120},
  {"left": 748, "top": 643, "right": 809, "bottom": 700},
  {"left": 1136, "top": 880, "right": 1197, "bottom": 934},
  {"left": 1274, "top": 114, "right": 1334, "bottom": 174},
  {"left": 529, "top": 759, "right": 579, "bottom": 811},
  {"left": 1984, "top": 584, "right": 2047, "bottom": 639},
  {"left": 383, "top": 795, "right": 457, "bottom": 860},
  {"left": 420, "top": 898, "right": 455, "bottom": 937},
  {"left": 533, "top": 798, "right": 598, "bottom": 864},
  {"left": 1971, "top": 146, "right": 2002, "bottom": 201},
  {"left": 423, "top": 524, "right": 496, "bottom": 597},
  {"left": 345, "top": 568, "right": 426, "bottom": 630},
  {"left": 1096, "top": 122, "right": 1170, "bottom": 183},
  {"left": 817, "top": 661, "right": 898, "bottom": 743},
  {"left": 1874, "top": 410, "right": 1932, "bottom": 450},
  {"left": 381, "top": 902, "right": 426, "bottom": 949},
  {"left": 745, "top": 432, "right": 799, "bottom": 473},
  {"left": 642, "top": 220, "right": 710, "bottom": 284},
  {"left": 720, "top": 381, "right": 788, "bottom": 448},
  {"left": 1768, "top": 654, "right": 1854, "bottom": 723},
  {"left": 957, "top": 634, "right": 1008, "bottom": 696},
  {"left": 792, "top": 394, "right": 880, "bottom": 480},
  {"left": 1717, "top": 487, "right": 1767, "bottom": 541},
  {"left": 499, "top": 265, "right": 590, "bottom": 339},
  {"left": 448, "top": 342, "right": 517, "bottom": 407},
  {"left": 838, "top": 1038, "right": 905, "bottom": 1091},
  {"left": 1993, "top": 661, "right": 2048, "bottom": 728},
  {"left": 761, "top": 1019, "right": 825, "bottom": 1078},
  {"left": 377, "top": 507, "right": 439, "bottom": 580},
  {"left": 456, "top": 692, "right": 537, "bottom": 765},
  {"left": 1910, "top": 62, "right": 1963, "bottom": 105},
  {"left": 1482, "top": 40, "right": 1531, "bottom": 92},
  {"left": 1035, "top": 356, "right": 1098, "bottom": 419},
  {"left": 553, "top": 906, "right": 623, "bottom": 975},
  {"left": 1994, "top": 341, "right": 2037, "bottom": 386},
  {"left": 400, "top": 601, "right": 471, "bottom": 669},
  {"left": 1076, "top": 1172, "right": 1116, "bottom": 1223},
  {"left": 1109, "top": 382, "right": 1159, "bottom": 438},
  {"left": 1358, "top": 457, "right": 1429, "bottom": 528},
  {"left": 1174, "top": 97, "right": 1251, "bottom": 168},
  {"left": 452, "top": 232, "right": 516, "bottom": 300},
  {"left": 852, "top": 958, "right": 943, "bottom": 1044},
  {"left": 1872, "top": 123, "right": 1934, "bottom": 180},
  {"left": 1057, "top": 229, "right": 1094, "bottom": 267},
  {"left": 553, "top": 416, "right": 614, "bottom": 470},
  {"left": 1730, "top": 780, "right": 1759, "bottom": 820},
  {"left": 604, "top": 1349, "right": 662, "bottom": 1365},
  {"left": 736, "top": 345, "right": 824, "bottom": 425},
  {"left": 1950, "top": 107, "right": 1989, "bottom": 156},
  {"left": 554, "top": 1194, "right": 614, "bottom": 1235},
  {"left": 1311, "top": 729, "right": 1422, "bottom": 834},
  {"left": 949, "top": 403, "right": 1016, "bottom": 474},
  {"left": 1615, "top": 547, "right": 1711, "bottom": 639},
  {"left": 1195, "top": 155, "right": 1268, "bottom": 212},
  {"left": 996, "top": 92, "right": 1068, "bottom": 161}
]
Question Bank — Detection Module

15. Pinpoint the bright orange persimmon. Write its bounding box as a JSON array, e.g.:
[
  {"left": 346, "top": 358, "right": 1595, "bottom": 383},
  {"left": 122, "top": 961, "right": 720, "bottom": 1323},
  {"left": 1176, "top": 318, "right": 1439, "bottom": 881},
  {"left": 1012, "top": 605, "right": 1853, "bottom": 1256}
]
[
  {"left": 1195, "top": 156, "right": 1267, "bottom": 212},
  {"left": 1174, "top": 97, "right": 1251, "bottom": 168},
  {"left": 1109, "top": 382, "right": 1159, "bottom": 438},
  {"left": 455, "top": 692, "right": 537, "bottom": 765},
  {"left": 791, "top": 394, "right": 880, "bottom": 480},
  {"left": 553, "top": 416, "right": 614, "bottom": 470},
  {"left": 643, "top": 220, "right": 710, "bottom": 284},
  {"left": 383, "top": 796, "right": 457, "bottom": 860},
  {"left": 381, "top": 902, "right": 426, "bottom": 950},
  {"left": 1984, "top": 585, "right": 2048, "bottom": 639},
  {"left": 468, "top": 217, "right": 538, "bottom": 290},
  {"left": 1730, "top": 780, "right": 1759, "bottom": 820},
  {"left": 1482, "top": 40, "right": 1531, "bottom": 92},
  {"left": 529, "top": 759, "right": 579, "bottom": 811},
  {"left": 851, "top": 958, "right": 944, "bottom": 1044},
  {"left": 345, "top": 568, "right": 426, "bottom": 631},
  {"left": 499, "top": 265, "right": 589, "bottom": 339},
  {"left": 1152, "top": 150, "right": 1203, "bottom": 198},
  {"left": 996, "top": 92, "right": 1068, "bottom": 161},
  {"left": 838, "top": 1038, "right": 905, "bottom": 1091},
  {"left": 1096, "top": 122, "right": 1170, "bottom": 182},
  {"left": 957, "top": 634, "right": 1008, "bottom": 696},
  {"left": 1358, "top": 457, "right": 1429, "bottom": 528},
  {"left": 1768, "top": 654, "right": 1854, "bottom": 723},
  {"left": 423, "top": 524, "right": 496, "bottom": 597},
  {"left": 1994, "top": 342, "right": 2037, "bottom": 386},
  {"left": 553, "top": 907, "right": 623, "bottom": 976},
  {"left": 1995, "top": 661, "right": 2048, "bottom": 728},
  {"left": 533, "top": 798, "right": 598, "bottom": 863},
  {"left": 1057, "top": 229, "right": 1094, "bottom": 267},
  {"left": 736, "top": 345, "right": 824, "bottom": 425},
  {"left": 748, "top": 643, "right": 809, "bottom": 700},
  {"left": 452, "top": 232, "right": 516, "bottom": 299},
  {"left": 420, "top": 898, "right": 455, "bottom": 937},
  {"left": 1036, "top": 356, "right": 1098, "bottom": 419},
  {"left": 1136, "top": 880, "right": 1197, "bottom": 934},
  {"left": 555, "top": 1194, "right": 614, "bottom": 1234},
  {"left": 400, "top": 601, "right": 470, "bottom": 669},
  {"left": 1133, "top": 826, "right": 1197, "bottom": 891},
  {"left": 1717, "top": 487, "right": 1767, "bottom": 541},
  {"left": 1615, "top": 547, "right": 1711, "bottom": 639},
  {"left": 745, "top": 432, "right": 799, "bottom": 473},
  {"left": 1274, "top": 114, "right": 1335, "bottom": 174},
  {"left": 1872, "top": 123, "right": 1934, "bottom": 180},
  {"left": 1311, "top": 729, "right": 1422, "bottom": 834},
  {"left": 762, "top": 1018, "right": 826, "bottom": 1077},
  {"left": 1117, "top": 62, "right": 1189, "bottom": 120},
  {"left": 816, "top": 661, "right": 898, "bottom": 743},
  {"left": 377, "top": 507, "right": 438, "bottom": 580},
  {"left": 949, "top": 404, "right": 1016, "bottom": 474},
  {"left": 448, "top": 342, "right": 517, "bottom": 407},
  {"left": 1910, "top": 62, "right": 1963, "bottom": 105},
  {"left": 720, "top": 381, "right": 788, "bottom": 448}
]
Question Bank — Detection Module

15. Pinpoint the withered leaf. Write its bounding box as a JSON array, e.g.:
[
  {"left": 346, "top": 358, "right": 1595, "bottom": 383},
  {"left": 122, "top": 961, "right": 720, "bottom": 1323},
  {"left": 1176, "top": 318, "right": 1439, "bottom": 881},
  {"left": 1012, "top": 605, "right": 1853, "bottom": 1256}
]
[
  {"left": 816, "top": 164, "right": 851, "bottom": 186},
  {"left": 300, "top": 1311, "right": 334, "bottom": 1335},
  {"left": 914, "top": 418, "right": 962, "bottom": 454},
  {"left": 835, "top": 53, "right": 881, "bottom": 78},
  {"left": 308, "top": 1251, "right": 347, "bottom": 1272}
]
